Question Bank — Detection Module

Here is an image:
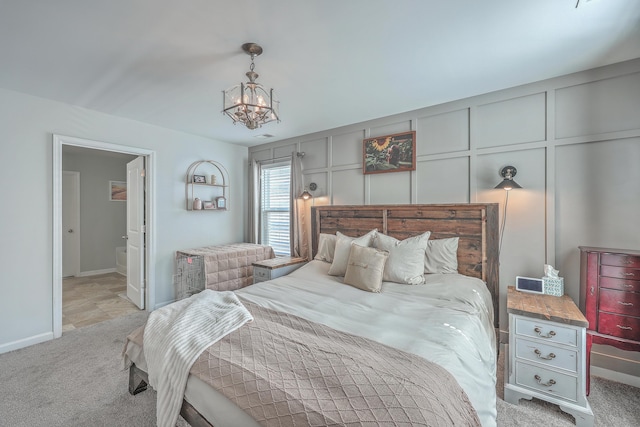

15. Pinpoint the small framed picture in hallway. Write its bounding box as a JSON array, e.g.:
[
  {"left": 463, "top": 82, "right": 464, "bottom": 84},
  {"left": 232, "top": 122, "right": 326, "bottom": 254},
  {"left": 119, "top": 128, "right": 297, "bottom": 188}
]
[{"left": 109, "top": 181, "right": 127, "bottom": 201}]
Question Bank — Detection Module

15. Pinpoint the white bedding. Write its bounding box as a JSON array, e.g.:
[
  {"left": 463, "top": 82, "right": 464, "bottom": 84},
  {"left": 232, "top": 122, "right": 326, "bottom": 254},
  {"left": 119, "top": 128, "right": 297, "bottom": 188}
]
[
  {"left": 131, "top": 259, "right": 497, "bottom": 427},
  {"left": 237, "top": 260, "right": 497, "bottom": 427}
]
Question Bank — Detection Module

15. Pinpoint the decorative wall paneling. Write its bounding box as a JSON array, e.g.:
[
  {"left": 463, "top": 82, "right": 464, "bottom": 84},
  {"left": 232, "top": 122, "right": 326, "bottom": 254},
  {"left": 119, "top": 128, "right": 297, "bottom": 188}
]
[{"left": 248, "top": 58, "right": 640, "bottom": 381}]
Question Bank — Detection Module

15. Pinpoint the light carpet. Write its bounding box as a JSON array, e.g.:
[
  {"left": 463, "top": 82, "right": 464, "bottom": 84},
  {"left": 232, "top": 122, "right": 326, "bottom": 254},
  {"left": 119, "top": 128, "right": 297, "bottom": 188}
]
[{"left": 0, "top": 311, "right": 638, "bottom": 426}]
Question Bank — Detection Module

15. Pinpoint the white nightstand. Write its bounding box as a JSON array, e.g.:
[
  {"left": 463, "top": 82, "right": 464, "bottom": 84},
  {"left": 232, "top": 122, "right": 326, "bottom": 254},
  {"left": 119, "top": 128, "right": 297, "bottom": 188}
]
[
  {"left": 252, "top": 257, "right": 307, "bottom": 284},
  {"left": 505, "top": 286, "right": 594, "bottom": 427}
]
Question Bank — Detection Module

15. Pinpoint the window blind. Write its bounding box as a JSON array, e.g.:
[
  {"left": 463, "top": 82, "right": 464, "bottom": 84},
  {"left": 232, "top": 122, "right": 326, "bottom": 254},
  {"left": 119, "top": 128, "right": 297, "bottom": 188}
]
[{"left": 260, "top": 162, "right": 291, "bottom": 256}]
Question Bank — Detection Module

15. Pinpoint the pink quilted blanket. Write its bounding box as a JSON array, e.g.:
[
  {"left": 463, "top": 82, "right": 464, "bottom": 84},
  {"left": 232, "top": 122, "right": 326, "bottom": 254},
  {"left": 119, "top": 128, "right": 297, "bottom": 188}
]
[{"left": 190, "top": 301, "right": 481, "bottom": 426}]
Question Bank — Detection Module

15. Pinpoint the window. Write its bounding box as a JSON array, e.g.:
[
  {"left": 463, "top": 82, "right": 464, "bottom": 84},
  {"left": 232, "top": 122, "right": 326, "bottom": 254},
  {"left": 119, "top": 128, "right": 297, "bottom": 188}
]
[{"left": 260, "top": 162, "right": 291, "bottom": 256}]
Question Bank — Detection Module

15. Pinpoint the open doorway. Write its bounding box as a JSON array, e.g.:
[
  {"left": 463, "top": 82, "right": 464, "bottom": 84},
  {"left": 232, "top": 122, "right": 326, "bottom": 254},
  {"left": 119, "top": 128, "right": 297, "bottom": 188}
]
[{"left": 53, "top": 135, "right": 155, "bottom": 338}]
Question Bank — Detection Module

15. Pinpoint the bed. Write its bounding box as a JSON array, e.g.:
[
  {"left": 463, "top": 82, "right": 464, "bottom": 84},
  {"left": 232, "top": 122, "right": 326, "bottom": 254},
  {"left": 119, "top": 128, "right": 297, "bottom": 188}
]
[{"left": 124, "top": 203, "right": 499, "bottom": 427}]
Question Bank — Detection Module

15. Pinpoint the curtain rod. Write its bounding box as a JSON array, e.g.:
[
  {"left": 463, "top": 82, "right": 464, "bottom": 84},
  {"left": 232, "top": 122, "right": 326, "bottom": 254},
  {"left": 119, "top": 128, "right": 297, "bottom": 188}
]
[{"left": 252, "top": 151, "right": 304, "bottom": 165}]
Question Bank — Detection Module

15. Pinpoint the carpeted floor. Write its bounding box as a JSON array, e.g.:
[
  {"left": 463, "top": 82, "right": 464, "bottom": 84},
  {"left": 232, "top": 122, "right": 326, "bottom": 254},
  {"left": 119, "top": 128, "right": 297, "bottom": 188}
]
[{"left": 0, "top": 311, "right": 638, "bottom": 426}]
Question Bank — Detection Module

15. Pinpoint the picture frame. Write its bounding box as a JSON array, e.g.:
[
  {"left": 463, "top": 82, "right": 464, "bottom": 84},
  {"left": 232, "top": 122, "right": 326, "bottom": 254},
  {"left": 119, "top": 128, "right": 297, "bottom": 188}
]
[
  {"left": 363, "top": 131, "right": 416, "bottom": 174},
  {"left": 109, "top": 181, "right": 127, "bottom": 201},
  {"left": 202, "top": 200, "right": 216, "bottom": 210},
  {"left": 215, "top": 196, "right": 226, "bottom": 210},
  {"left": 192, "top": 174, "right": 206, "bottom": 183}
]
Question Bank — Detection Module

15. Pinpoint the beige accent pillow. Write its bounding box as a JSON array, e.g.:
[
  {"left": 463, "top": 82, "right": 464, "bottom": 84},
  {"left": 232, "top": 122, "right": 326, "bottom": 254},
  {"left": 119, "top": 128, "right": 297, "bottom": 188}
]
[
  {"left": 424, "top": 237, "right": 459, "bottom": 274},
  {"left": 328, "top": 230, "right": 377, "bottom": 276},
  {"left": 314, "top": 233, "right": 337, "bottom": 262},
  {"left": 374, "top": 231, "right": 431, "bottom": 284},
  {"left": 343, "top": 244, "right": 389, "bottom": 293}
]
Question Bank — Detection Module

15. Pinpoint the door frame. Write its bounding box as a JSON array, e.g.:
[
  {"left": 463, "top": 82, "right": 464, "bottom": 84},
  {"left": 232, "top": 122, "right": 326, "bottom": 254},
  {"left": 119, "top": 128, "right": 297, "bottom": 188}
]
[
  {"left": 61, "top": 170, "right": 80, "bottom": 277},
  {"left": 52, "top": 134, "right": 156, "bottom": 338}
]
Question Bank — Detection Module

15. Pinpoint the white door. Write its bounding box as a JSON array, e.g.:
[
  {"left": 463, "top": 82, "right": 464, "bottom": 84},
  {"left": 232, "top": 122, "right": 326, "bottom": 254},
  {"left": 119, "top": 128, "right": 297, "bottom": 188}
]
[
  {"left": 126, "top": 156, "right": 145, "bottom": 309},
  {"left": 62, "top": 171, "right": 80, "bottom": 277}
]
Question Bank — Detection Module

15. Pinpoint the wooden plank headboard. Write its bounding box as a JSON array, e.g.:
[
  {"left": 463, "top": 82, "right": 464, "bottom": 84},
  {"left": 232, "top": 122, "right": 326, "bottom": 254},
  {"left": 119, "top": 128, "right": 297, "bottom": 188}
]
[{"left": 311, "top": 204, "right": 499, "bottom": 326}]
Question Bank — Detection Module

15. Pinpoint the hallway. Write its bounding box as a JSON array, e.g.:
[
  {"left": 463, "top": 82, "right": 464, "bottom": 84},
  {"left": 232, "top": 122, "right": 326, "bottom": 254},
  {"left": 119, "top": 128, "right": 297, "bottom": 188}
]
[{"left": 62, "top": 273, "right": 140, "bottom": 332}]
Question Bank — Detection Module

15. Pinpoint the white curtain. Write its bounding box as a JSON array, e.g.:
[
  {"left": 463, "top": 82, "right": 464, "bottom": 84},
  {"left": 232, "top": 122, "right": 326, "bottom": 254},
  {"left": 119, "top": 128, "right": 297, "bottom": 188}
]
[
  {"left": 290, "top": 152, "right": 308, "bottom": 259},
  {"left": 248, "top": 159, "right": 261, "bottom": 244}
]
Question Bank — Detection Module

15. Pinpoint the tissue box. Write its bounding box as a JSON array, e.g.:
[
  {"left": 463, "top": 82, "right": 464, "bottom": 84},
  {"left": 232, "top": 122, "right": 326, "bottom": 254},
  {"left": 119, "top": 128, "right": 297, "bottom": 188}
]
[{"left": 543, "top": 276, "right": 564, "bottom": 297}]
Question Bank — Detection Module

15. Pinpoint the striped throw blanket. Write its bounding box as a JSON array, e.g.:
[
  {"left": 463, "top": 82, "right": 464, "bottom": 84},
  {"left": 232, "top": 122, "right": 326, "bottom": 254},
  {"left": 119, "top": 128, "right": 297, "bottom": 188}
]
[{"left": 143, "top": 290, "right": 253, "bottom": 427}]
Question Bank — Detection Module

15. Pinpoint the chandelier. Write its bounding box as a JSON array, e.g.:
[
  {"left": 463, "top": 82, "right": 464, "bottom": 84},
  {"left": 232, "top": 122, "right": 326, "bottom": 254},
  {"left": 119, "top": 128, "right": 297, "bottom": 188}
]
[{"left": 222, "top": 43, "right": 280, "bottom": 130}]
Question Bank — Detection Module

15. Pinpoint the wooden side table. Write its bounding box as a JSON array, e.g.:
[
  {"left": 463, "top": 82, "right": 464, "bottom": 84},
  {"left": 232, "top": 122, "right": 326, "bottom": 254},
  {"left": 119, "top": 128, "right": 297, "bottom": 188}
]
[
  {"left": 252, "top": 257, "right": 307, "bottom": 283},
  {"left": 505, "top": 286, "right": 594, "bottom": 427}
]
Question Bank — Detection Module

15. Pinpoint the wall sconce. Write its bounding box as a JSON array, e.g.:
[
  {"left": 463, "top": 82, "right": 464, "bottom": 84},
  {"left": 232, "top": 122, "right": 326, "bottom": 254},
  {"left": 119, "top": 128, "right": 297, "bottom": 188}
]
[
  {"left": 494, "top": 166, "right": 522, "bottom": 190},
  {"left": 494, "top": 166, "right": 522, "bottom": 254},
  {"left": 299, "top": 182, "right": 317, "bottom": 200}
]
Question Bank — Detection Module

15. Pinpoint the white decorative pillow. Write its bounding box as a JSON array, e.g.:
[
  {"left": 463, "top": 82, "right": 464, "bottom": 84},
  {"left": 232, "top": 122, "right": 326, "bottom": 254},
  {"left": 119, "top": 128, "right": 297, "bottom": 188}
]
[
  {"left": 314, "top": 233, "right": 337, "bottom": 262},
  {"left": 374, "top": 231, "right": 431, "bottom": 284},
  {"left": 328, "top": 230, "right": 377, "bottom": 276},
  {"left": 343, "top": 244, "right": 389, "bottom": 293},
  {"left": 424, "top": 237, "right": 459, "bottom": 274}
]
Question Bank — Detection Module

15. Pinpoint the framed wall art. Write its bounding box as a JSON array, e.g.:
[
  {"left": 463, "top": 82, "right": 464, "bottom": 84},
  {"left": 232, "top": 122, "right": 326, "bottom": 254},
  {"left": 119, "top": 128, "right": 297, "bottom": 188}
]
[
  {"left": 363, "top": 131, "right": 416, "bottom": 174},
  {"left": 109, "top": 181, "right": 127, "bottom": 201}
]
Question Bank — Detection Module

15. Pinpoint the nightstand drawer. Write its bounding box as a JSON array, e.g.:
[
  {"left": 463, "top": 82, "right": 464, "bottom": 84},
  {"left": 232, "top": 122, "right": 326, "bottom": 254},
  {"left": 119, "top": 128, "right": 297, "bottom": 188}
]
[
  {"left": 514, "top": 337, "right": 578, "bottom": 373},
  {"left": 515, "top": 317, "right": 578, "bottom": 347},
  {"left": 599, "top": 288, "right": 640, "bottom": 316},
  {"left": 514, "top": 361, "right": 578, "bottom": 403},
  {"left": 597, "top": 312, "right": 640, "bottom": 341},
  {"left": 253, "top": 267, "right": 270, "bottom": 282},
  {"left": 601, "top": 253, "right": 640, "bottom": 269}
]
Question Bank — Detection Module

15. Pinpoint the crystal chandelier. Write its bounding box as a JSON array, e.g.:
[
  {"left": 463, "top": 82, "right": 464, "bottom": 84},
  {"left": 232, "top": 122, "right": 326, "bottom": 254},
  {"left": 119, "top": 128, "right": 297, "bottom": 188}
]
[{"left": 222, "top": 43, "right": 280, "bottom": 130}]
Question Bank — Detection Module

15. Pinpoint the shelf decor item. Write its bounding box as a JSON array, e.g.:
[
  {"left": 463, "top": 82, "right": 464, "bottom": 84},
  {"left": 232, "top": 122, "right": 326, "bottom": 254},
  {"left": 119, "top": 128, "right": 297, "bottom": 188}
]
[
  {"left": 216, "top": 196, "right": 226, "bottom": 210},
  {"left": 192, "top": 198, "right": 202, "bottom": 210},
  {"left": 193, "top": 175, "right": 206, "bottom": 183},
  {"left": 363, "top": 131, "right": 416, "bottom": 175},
  {"left": 203, "top": 200, "right": 216, "bottom": 210}
]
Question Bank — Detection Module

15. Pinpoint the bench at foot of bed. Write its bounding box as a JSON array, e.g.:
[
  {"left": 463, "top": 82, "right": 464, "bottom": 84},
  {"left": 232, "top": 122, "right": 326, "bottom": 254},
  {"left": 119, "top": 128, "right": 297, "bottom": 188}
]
[{"left": 127, "top": 363, "right": 214, "bottom": 427}]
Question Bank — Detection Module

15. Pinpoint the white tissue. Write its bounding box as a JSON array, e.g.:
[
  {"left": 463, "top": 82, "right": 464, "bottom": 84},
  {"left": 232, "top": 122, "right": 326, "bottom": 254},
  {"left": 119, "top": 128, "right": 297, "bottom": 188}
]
[{"left": 544, "top": 264, "right": 559, "bottom": 278}]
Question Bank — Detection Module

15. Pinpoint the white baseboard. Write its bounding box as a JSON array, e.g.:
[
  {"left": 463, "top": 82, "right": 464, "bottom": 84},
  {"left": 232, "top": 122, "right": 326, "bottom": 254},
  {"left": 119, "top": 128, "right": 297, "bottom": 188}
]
[
  {"left": 0, "top": 331, "right": 53, "bottom": 355},
  {"left": 77, "top": 268, "right": 117, "bottom": 277},
  {"left": 591, "top": 366, "right": 640, "bottom": 388}
]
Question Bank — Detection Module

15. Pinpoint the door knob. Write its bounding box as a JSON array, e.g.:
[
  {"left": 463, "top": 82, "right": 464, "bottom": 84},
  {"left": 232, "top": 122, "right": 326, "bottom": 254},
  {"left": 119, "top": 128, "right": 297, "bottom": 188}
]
[
  {"left": 68, "top": 229, "right": 73, "bottom": 233},
  {"left": 122, "top": 235, "right": 128, "bottom": 240}
]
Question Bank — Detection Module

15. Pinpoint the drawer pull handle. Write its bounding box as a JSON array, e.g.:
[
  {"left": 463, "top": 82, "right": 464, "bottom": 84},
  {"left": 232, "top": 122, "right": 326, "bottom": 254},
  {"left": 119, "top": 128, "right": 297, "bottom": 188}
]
[
  {"left": 617, "top": 325, "right": 633, "bottom": 331},
  {"left": 617, "top": 301, "right": 633, "bottom": 306},
  {"left": 534, "top": 375, "right": 556, "bottom": 387},
  {"left": 621, "top": 272, "right": 635, "bottom": 277},
  {"left": 622, "top": 260, "right": 634, "bottom": 265},
  {"left": 534, "top": 349, "right": 556, "bottom": 360},
  {"left": 534, "top": 327, "right": 556, "bottom": 338},
  {"left": 590, "top": 286, "right": 595, "bottom": 295},
  {"left": 621, "top": 284, "right": 633, "bottom": 288}
]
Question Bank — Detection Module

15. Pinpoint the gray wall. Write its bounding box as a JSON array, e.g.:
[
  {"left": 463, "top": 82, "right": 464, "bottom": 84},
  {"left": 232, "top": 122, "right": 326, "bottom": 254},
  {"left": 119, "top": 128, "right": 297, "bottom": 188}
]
[
  {"left": 63, "top": 150, "right": 136, "bottom": 273},
  {"left": 0, "top": 87, "right": 247, "bottom": 353},
  {"left": 249, "top": 58, "right": 640, "bottom": 379}
]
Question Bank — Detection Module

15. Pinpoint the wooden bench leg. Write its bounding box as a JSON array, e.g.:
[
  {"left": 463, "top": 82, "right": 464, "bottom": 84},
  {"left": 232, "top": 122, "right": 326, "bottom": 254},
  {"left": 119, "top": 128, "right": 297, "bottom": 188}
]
[{"left": 128, "top": 363, "right": 148, "bottom": 395}]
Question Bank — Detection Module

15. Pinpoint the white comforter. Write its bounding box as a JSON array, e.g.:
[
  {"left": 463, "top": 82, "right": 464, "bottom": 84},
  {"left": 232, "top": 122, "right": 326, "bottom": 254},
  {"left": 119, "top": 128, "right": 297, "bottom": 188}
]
[{"left": 236, "top": 260, "right": 497, "bottom": 427}]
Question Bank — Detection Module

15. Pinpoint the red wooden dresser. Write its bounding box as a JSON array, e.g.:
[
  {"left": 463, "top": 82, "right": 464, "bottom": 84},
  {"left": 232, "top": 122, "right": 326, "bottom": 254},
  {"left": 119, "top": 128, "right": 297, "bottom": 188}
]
[{"left": 579, "top": 246, "right": 640, "bottom": 394}]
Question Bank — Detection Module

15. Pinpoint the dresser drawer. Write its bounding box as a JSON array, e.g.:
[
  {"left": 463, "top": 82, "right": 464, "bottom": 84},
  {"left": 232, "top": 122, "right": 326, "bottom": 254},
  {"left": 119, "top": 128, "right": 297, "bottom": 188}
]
[
  {"left": 600, "top": 265, "right": 640, "bottom": 281},
  {"left": 599, "top": 276, "right": 640, "bottom": 293},
  {"left": 514, "top": 337, "right": 578, "bottom": 373},
  {"left": 598, "top": 312, "right": 640, "bottom": 341},
  {"left": 601, "top": 253, "right": 640, "bottom": 269},
  {"left": 599, "top": 288, "right": 640, "bottom": 316},
  {"left": 514, "top": 361, "right": 578, "bottom": 402},
  {"left": 514, "top": 317, "right": 578, "bottom": 347}
]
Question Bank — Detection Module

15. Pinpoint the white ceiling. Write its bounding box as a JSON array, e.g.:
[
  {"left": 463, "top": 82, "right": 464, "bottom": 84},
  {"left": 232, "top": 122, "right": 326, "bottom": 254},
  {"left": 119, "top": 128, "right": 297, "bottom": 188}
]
[{"left": 1, "top": 0, "right": 639, "bottom": 147}]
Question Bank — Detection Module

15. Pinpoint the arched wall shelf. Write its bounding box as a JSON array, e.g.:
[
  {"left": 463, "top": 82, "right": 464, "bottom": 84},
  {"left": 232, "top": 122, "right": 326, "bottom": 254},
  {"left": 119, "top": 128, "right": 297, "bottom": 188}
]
[{"left": 185, "top": 160, "right": 230, "bottom": 211}]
